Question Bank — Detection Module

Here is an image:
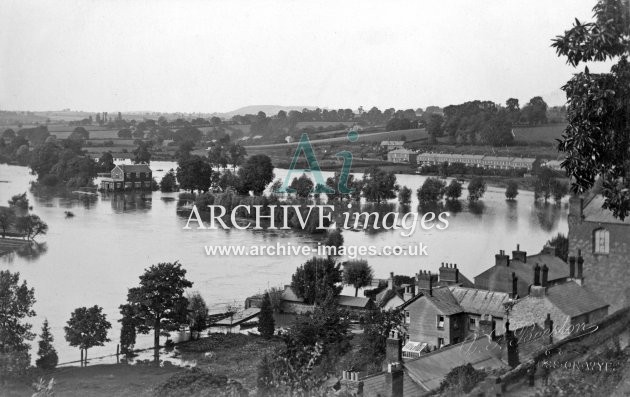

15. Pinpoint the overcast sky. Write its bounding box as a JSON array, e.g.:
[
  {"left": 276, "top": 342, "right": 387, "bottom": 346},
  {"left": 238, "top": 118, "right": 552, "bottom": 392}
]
[{"left": 0, "top": 0, "right": 609, "bottom": 113}]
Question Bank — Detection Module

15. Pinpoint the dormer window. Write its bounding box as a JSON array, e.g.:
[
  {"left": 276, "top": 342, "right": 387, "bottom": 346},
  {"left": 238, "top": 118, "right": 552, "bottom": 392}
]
[{"left": 593, "top": 228, "right": 609, "bottom": 254}]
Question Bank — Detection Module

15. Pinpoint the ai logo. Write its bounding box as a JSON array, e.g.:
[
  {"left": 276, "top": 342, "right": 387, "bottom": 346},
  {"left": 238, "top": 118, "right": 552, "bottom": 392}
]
[{"left": 275, "top": 130, "right": 359, "bottom": 195}]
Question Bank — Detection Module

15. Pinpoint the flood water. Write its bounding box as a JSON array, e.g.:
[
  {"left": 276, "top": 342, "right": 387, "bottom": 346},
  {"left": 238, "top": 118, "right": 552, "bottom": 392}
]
[{"left": 0, "top": 162, "right": 567, "bottom": 365}]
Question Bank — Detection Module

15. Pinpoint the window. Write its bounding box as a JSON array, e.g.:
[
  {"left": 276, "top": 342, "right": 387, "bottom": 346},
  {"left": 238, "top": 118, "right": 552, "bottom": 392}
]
[
  {"left": 469, "top": 317, "right": 477, "bottom": 330},
  {"left": 437, "top": 337, "right": 444, "bottom": 349},
  {"left": 593, "top": 229, "right": 610, "bottom": 254},
  {"left": 437, "top": 315, "right": 444, "bottom": 329},
  {"left": 130, "top": 172, "right": 136, "bottom": 179},
  {"left": 135, "top": 182, "right": 141, "bottom": 188},
  {"left": 140, "top": 172, "right": 145, "bottom": 179},
  {"left": 404, "top": 311, "right": 410, "bottom": 324}
]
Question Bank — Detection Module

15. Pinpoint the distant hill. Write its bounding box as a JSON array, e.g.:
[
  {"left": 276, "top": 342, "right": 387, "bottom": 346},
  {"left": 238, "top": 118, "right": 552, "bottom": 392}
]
[{"left": 215, "top": 105, "right": 318, "bottom": 118}]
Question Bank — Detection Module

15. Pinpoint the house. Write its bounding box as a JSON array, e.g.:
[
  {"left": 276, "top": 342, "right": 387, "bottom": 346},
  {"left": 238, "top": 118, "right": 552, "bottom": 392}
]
[
  {"left": 374, "top": 273, "right": 406, "bottom": 310},
  {"left": 416, "top": 152, "right": 536, "bottom": 170},
  {"left": 380, "top": 140, "right": 405, "bottom": 150},
  {"left": 336, "top": 295, "right": 377, "bottom": 314},
  {"left": 339, "top": 331, "right": 509, "bottom": 396},
  {"left": 268, "top": 285, "right": 376, "bottom": 315},
  {"left": 99, "top": 164, "right": 153, "bottom": 192},
  {"left": 448, "top": 286, "right": 511, "bottom": 337},
  {"left": 509, "top": 273, "right": 609, "bottom": 340},
  {"left": 543, "top": 159, "right": 563, "bottom": 171},
  {"left": 387, "top": 148, "right": 417, "bottom": 164},
  {"left": 474, "top": 245, "right": 570, "bottom": 298},
  {"left": 568, "top": 194, "right": 630, "bottom": 312}
]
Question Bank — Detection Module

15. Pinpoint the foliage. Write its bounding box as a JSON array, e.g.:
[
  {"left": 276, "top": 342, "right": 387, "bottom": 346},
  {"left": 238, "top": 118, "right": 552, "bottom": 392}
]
[
  {"left": 505, "top": 180, "right": 519, "bottom": 200},
  {"left": 0, "top": 270, "right": 36, "bottom": 376},
  {"left": 258, "top": 293, "right": 275, "bottom": 339},
  {"left": 35, "top": 319, "right": 58, "bottom": 370},
  {"left": 159, "top": 169, "right": 178, "bottom": 192},
  {"left": 187, "top": 291, "right": 208, "bottom": 338},
  {"left": 426, "top": 113, "right": 444, "bottom": 141},
  {"left": 325, "top": 172, "right": 362, "bottom": 201},
  {"left": 8, "top": 192, "right": 29, "bottom": 210},
  {"left": 15, "top": 214, "right": 48, "bottom": 240},
  {"left": 552, "top": 0, "right": 630, "bottom": 219},
  {"left": 290, "top": 256, "right": 342, "bottom": 305},
  {"left": 467, "top": 177, "right": 487, "bottom": 201},
  {"left": 177, "top": 155, "right": 213, "bottom": 192},
  {"left": 290, "top": 173, "right": 315, "bottom": 198},
  {"left": 342, "top": 260, "right": 374, "bottom": 297},
  {"left": 124, "top": 261, "right": 192, "bottom": 361},
  {"left": 398, "top": 185, "right": 412, "bottom": 204},
  {"left": 64, "top": 305, "right": 111, "bottom": 358},
  {"left": 547, "top": 233, "right": 569, "bottom": 262},
  {"left": 357, "top": 309, "right": 404, "bottom": 371},
  {"left": 445, "top": 179, "right": 463, "bottom": 200},
  {"left": 237, "top": 154, "right": 275, "bottom": 196},
  {"left": 133, "top": 142, "right": 151, "bottom": 164},
  {"left": 361, "top": 167, "right": 398, "bottom": 203},
  {"left": 417, "top": 177, "right": 446, "bottom": 203},
  {"left": 0, "top": 206, "right": 16, "bottom": 238},
  {"left": 32, "top": 378, "right": 56, "bottom": 397},
  {"left": 438, "top": 363, "right": 487, "bottom": 395},
  {"left": 551, "top": 178, "right": 569, "bottom": 203},
  {"left": 323, "top": 229, "right": 344, "bottom": 253},
  {"left": 155, "top": 368, "right": 248, "bottom": 397},
  {"left": 119, "top": 303, "right": 138, "bottom": 355}
]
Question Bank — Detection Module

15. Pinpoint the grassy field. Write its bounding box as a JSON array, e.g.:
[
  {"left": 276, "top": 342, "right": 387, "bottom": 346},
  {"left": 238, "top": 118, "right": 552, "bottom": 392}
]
[{"left": 512, "top": 123, "right": 566, "bottom": 144}]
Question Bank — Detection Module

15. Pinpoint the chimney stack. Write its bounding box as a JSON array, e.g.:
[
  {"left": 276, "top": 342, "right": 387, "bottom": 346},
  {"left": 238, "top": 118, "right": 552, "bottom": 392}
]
[
  {"left": 495, "top": 250, "right": 510, "bottom": 267},
  {"left": 577, "top": 250, "right": 584, "bottom": 282},
  {"left": 403, "top": 285, "right": 415, "bottom": 301},
  {"left": 569, "top": 256, "right": 576, "bottom": 279},
  {"left": 511, "top": 272, "right": 518, "bottom": 299},
  {"left": 385, "top": 362, "right": 404, "bottom": 397},
  {"left": 388, "top": 272, "right": 395, "bottom": 290},
  {"left": 533, "top": 264, "right": 541, "bottom": 286},
  {"left": 417, "top": 270, "right": 438, "bottom": 292},
  {"left": 541, "top": 264, "right": 549, "bottom": 287},
  {"left": 505, "top": 320, "right": 520, "bottom": 368},
  {"left": 439, "top": 263, "right": 459, "bottom": 285},
  {"left": 385, "top": 330, "right": 402, "bottom": 365},
  {"left": 544, "top": 313, "right": 554, "bottom": 345},
  {"left": 512, "top": 244, "right": 527, "bottom": 263}
]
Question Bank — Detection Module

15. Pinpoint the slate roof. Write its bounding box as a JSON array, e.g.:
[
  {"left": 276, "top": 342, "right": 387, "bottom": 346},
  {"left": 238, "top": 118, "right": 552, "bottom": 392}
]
[
  {"left": 403, "top": 336, "right": 507, "bottom": 392},
  {"left": 117, "top": 164, "right": 152, "bottom": 173},
  {"left": 336, "top": 295, "right": 374, "bottom": 309},
  {"left": 474, "top": 251, "right": 569, "bottom": 297},
  {"left": 375, "top": 288, "right": 404, "bottom": 308},
  {"left": 449, "top": 287, "right": 511, "bottom": 318},
  {"left": 361, "top": 370, "right": 426, "bottom": 397},
  {"left": 213, "top": 307, "right": 260, "bottom": 326},
  {"left": 582, "top": 195, "right": 630, "bottom": 225},
  {"left": 545, "top": 281, "right": 609, "bottom": 317},
  {"left": 401, "top": 287, "right": 464, "bottom": 316}
]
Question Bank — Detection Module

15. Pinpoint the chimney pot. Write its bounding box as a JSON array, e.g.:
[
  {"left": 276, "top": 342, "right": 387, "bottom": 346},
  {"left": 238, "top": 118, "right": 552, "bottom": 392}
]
[
  {"left": 569, "top": 256, "right": 576, "bottom": 278},
  {"left": 534, "top": 264, "right": 541, "bottom": 286},
  {"left": 541, "top": 264, "right": 549, "bottom": 287}
]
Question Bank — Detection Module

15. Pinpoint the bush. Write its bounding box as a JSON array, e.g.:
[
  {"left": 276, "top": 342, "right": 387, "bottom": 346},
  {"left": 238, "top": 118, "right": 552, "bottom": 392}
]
[
  {"left": 195, "top": 192, "right": 215, "bottom": 208},
  {"left": 178, "top": 192, "right": 196, "bottom": 202},
  {"left": 505, "top": 180, "right": 519, "bottom": 200},
  {"left": 39, "top": 174, "right": 60, "bottom": 187},
  {"left": 398, "top": 186, "right": 412, "bottom": 204},
  {"left": 438, "top": 363, "right": 486, "bottom": 394},
  {"left": 467, "top": 177, "right": 487, "bottom": 201}
]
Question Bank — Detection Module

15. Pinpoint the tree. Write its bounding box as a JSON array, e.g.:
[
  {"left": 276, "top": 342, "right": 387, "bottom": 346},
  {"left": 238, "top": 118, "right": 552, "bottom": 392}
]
[
  {"left": 323, "top": 229, "right": 344, "bottom": 253},
  {"left": 427, "top": 113, "right": 444, "bottom": 142},
  {"left": 186, "top": 292, "right": 208, "bottom": 340},
  {"left": 8, "top": 192, "right": 29, "bottom": 210},
  {"left": 98, "top": 152, "right": 114, "bottom": 173},
  {"left": 227, "top": 143, "right": 247, "bottom": 169},
  {"left": 521, "top": 96, "right": 548, "bottom": 125},
  {"left": 0, "top": 207, "right": 15, "bottom": 238},
  {"left": 547, "top": 233, "right": 569, "bottom": 262},
  {"left": 342, "top": 260, "right": 374, "bottom": 297},
  {"left": 124, "top": 261, "right": 192, "bottom": 362},
  {"left": 505, "top": 180, "right": 519, "bottom": 200},
  {"left": 445, "top": 179, "right": 463, "bottom": 200},
  {"left": 362, "top": 167, "right": 398, "bottom": 203},
  {"left": 258, "top": 292, "right": 275, "bottom": 339},
  {"left": 551, "top": 179, "right": 569, "bottom": 203},
  {"left": 159, "top": 169, "right": 178, "bottom": 192},
  {"left": 119, "top": 304, "right": 138, "bottom": 356},
  {"left": 64, "top": 305, "right": 111, "bottom": 364},
  {"left": 398, "top": 186, "right": 412, "bottom": 204},
  {"left": 360, "top": 309, "right": 404, "bottom": 367},
  {"left": 552, "top": 0, "right": 630, "bottom": 219},
  {"left": 69, "top": 127, "right": 89, "bottom": 141},
  {"left": 290, "top": 173, "right": 315, "bottom": 198},
  {"left": 118, "top": 129, "right": 132, "bottom": 139},
  {"left": 417, "top": 177, "right": 446, "bottom": 203},
  {"left": 0, "top": 270, "right": 36, "bottom": 376},
  {"left": 35, "top": 319, "right": 58, "bottom": 370},
  {"left": 16, "top": 214, "right": 48, "bottom": 240},
  {"left": 176, "top": 155, "right": 213, "bottom": 192},
  {"left": 467, "top": 177, "right": 487, "bottom": 201},
  {"left": 133, "top": 142, "right": 151, "bottom": 164},
  {"left": 237, "top": 154, "right": 274, "bottom": 196},
  {"left": 291, "top": 257, "right": 342, "bottom": 305}
]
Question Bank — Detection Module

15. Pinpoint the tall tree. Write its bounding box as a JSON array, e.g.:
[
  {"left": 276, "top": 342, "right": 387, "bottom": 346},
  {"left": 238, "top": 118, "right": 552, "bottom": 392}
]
[
  {"left": 133, "top": 142, "right": 151, "bottom": 164},
  {"left": 186, "top": 291, "right": 208, "bottom": 340},
  {"left": 176, "top": 155, "right": 213, "bottom": 192},
  {"left": 0, "top": 270, "right": 36, "bottom": 376},
  {"left": 505, "top": 180, "right": 519, "bottom": 200},
  {"left": 124, "top": 262, "right": 192, "bottom": 362},
  {"left": 290, "top": 173, "right": 315, "bottom": 198},
  {"left": 64, "top": 305, "right": 111, "bottom": 364},
  {"left": 237, "top": 154, "right": 274, "bottom": 196},
  {"left": 0, "top": 207, "right": 15, "bottom": 238},
  {"left": 417, "top": 177, "right": 446, "bottom": 204},
  {"left": 467, "top": 177, "right": 487, "bottom": 201},
  {"left": 342, "top": 260, "right": 374, "bottom": 297},
  {"left": 552, "top": 0, "right": 630, "bottom": 219},
  {"left": 445, "top": 179, "right": 463, "bottom": 200},
  {"left": 35, "top": 319, "right": 58, "bottom": 370},
  {"left": 258, "top": 292, "right": 275, "bottom": 339},
  {"left": 291, "top": 257, "right": 342, "bottom": 305},
  {"left": 15, "top": 214, "right": 48, "bottom": 240},
  {"left": 362, "top": 167, "right": 398, "bottom": 203}
]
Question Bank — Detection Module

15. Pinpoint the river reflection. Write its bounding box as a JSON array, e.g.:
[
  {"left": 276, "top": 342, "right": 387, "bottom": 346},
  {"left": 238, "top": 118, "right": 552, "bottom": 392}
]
[{"left": 0, "top": 162, "right": 568, "bottom": 364}]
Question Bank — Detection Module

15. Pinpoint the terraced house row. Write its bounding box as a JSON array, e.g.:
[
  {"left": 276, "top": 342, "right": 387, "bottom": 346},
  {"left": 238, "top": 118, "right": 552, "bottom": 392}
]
[{"left": 416, "top": 152, "right": 536, "bottom": 170}]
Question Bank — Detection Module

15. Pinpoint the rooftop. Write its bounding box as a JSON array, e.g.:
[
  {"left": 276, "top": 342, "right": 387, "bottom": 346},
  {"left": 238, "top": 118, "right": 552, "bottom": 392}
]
[
  {"left": 116, "top": 164, "right": 152, "bottom": 173},
  {"left": 545, "top": 281, "right": 609, "bottom": 317},
  {"left": 449, "top": 286, "right": 511, "bottom": 318}
]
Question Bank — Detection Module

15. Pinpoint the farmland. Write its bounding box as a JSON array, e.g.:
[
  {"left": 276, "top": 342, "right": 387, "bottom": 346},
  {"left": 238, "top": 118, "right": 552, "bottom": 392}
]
[{"left": 512, "top": 123, "right": 566, "bottom": 144}]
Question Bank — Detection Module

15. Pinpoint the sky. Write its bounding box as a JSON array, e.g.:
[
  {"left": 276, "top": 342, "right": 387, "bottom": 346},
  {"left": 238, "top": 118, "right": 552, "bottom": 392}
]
[{"left": 0, "top": 0, "right": 612, "bottom": 113}]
